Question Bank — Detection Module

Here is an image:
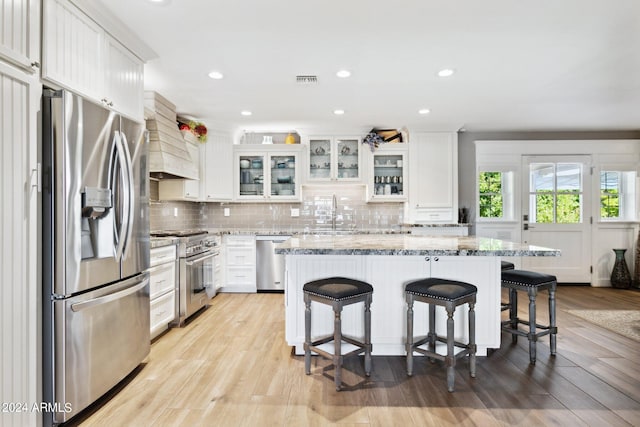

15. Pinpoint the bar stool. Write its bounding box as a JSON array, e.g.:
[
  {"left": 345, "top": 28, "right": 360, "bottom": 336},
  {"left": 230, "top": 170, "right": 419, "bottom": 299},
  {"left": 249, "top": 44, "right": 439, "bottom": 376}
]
[
  {"left": 405, "top": 277, "right": 477, "bottom": 392},
  {"left": 501, "top": 269, "right": 558, "bottom": 364},
  {"left": 501, "top": 261, "right": 515, "bottom": 270},
  {"left": 303, "top": 277, "right": 373, "bottom": 391},
  {"left": 500, "top": 261, "right": 515, "bottom": 312}
]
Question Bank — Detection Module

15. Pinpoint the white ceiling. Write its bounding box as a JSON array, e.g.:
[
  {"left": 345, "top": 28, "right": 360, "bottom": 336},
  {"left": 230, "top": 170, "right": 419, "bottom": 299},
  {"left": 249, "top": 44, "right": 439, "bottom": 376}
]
[{"left": 94, "top": 0, "right": 640, "bottom": 135}]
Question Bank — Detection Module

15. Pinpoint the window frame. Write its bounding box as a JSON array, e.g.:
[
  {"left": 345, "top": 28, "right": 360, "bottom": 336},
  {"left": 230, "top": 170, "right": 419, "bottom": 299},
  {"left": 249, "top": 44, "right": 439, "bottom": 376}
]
[
  {"left": 476, "top": 165, "right": 515, "bottom": 222},
  {"left": 598, "top": 166, "right": 637, "bottom": 222},
  {"left": 528, "top": 162, "right": 584, "bottom": 224}
]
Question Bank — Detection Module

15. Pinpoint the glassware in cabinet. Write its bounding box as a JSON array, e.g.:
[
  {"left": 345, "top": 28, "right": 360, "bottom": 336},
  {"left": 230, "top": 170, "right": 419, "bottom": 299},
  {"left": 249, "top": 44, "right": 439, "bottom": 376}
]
[
  {"left": 270, "top": 155, "right": 297, "bottom": 197},
  {"left": 239, "top": 154, "right": 266, "bottom": 197},
  {"left": 309, "top": 138, "right": 331, "bottom": 180},
  {"left": 308, "top": 136, "right": 360, "bottom": 181},
  {"left": 336, "top": 138, "right": 360, "bottom": 180},
  {"left": 371, "top": 152, "right": 406, "bottom": 200}
]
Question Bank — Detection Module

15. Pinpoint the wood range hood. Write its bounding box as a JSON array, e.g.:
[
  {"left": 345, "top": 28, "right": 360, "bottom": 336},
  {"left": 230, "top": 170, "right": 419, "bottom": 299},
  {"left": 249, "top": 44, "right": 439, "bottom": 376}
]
[{"left": 144, "top": 91, "right": 198, "bottom": 180}]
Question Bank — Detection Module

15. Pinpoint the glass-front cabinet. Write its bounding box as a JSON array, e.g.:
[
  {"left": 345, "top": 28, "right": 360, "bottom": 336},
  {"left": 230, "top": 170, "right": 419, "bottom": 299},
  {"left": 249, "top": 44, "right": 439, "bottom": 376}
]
[
  {"left": 308, "top": 136, "right": 361, "bottom": 182},
  {"left": 368, "top": 146, "right": 408, "bottom": 201},
  {"left": 234, "top": 145, "right": 301, "bottom": 201}
]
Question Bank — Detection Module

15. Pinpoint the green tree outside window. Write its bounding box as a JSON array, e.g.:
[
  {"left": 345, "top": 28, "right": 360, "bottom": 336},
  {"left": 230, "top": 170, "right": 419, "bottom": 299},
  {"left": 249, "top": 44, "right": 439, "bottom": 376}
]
[
  {"left": 479, "top": 172, "right": 503, "bottom": 218},
  {"left": 600, "top": 171, "right": 620, "bottom": 218},
  {"left": 529, "top": 163, "right": 581, "bottom": 224}
]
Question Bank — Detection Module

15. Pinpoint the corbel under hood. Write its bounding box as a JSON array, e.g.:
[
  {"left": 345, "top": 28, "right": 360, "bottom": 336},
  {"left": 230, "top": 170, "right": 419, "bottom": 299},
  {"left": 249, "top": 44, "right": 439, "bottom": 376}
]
[{"left": 144, "top": 92, "right": 198, "bottom": 180}]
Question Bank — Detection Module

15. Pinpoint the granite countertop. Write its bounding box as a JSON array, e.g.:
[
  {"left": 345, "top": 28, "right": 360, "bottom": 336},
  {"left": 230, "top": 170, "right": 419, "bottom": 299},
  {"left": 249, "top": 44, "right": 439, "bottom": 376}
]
[
  {"left": 406, "top": 223, "right": 471, "bottom": 228},
  {"left": 274, "top": 234, "right": 561, "bottom": 256},
  {"left": 205, "top": 228, "right": 411, "bottom": 236}
]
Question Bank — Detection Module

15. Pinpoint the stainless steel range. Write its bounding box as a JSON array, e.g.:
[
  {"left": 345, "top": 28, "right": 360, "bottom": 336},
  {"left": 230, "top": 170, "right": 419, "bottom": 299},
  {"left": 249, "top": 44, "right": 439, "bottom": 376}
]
[{"left": 151, "top": 230, "right": 220, "bottom": 324}]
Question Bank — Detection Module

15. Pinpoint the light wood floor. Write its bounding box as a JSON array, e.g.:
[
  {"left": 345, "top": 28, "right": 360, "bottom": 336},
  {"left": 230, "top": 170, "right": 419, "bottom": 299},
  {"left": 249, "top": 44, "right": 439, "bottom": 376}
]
[{"left": 71, "top": 286, "right": 640, "bottom": 427}]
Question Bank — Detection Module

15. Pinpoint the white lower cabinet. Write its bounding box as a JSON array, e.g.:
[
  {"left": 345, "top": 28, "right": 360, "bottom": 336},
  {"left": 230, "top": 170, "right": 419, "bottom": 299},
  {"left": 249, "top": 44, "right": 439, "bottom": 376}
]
[
  {"left": 149, "top": 244, "right": 177, "bottom": 339},
  {"left": 221, "top": 235, "right": 256, "bottom": 292},
  {"left": 284, "top": 255, "right": 500, "bottom": 356},
  {"left": 150, "top": 291, "right": 175, "bottom": 338}
]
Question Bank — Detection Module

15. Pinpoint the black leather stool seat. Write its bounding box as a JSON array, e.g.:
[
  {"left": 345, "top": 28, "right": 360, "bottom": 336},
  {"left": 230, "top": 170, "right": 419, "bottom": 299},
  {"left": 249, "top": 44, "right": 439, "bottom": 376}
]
[
  {"left": 501, "top": 261, "right": 515, "bottom": 270},
  {"left": 502, "top": 270, "right": 557, "bottom": 288},
  {"left": 303, "top": 277, "right": 373, "bottom": 301},
  {"left": 405, "top": 277, "right": 477, "bottom": 392},
  {"left": 501, "top": 269, "right": 558, "bottom": 364},
  {"left": 405, "top": 278, "right": 477, "bottom": 301}
]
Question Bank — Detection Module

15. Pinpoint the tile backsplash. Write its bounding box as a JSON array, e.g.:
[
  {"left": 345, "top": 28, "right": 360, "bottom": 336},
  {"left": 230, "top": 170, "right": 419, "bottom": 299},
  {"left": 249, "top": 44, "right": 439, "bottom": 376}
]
[{"left": 149, "top": 184, "right": 404, "bottom": 232}]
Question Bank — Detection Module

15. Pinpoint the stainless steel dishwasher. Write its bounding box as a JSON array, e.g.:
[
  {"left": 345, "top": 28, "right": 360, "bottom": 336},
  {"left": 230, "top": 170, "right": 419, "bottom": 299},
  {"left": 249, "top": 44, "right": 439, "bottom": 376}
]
[{"left": 256, "top": 235, "right": 290, "bottom": 292}]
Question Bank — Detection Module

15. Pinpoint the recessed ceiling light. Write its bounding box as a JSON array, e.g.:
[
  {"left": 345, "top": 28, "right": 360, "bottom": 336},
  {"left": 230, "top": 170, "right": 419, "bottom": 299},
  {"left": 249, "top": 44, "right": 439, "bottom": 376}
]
[
  {"left": 437, "top": 68, "right": 455, "bottom": 77},
  {"left": 333, "top": 109, "right": 345, "bottom": 115},
  {"left": 241, "top": 111, "right": 252, "bottom": 116},
  {"left": 208, "top": 71, "right": 224, "bottom": 79},
  {"left": 147, "top": 0, "right": 171, "bottom": 5},
  {"left": 336, "top": 70, "right": 351, "bottom": 78},
  {"left": 418, "top": 108, "right": 431, "bottom": 115}
]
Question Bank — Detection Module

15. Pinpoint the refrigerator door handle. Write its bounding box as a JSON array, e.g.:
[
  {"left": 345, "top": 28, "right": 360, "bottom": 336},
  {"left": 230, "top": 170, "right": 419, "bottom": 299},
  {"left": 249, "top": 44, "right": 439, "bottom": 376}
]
[
  {"left": 112, "top": 131, "right": 129, "bottom": 262},
  {"left": 70, "top": 277, "right": 149, "bottom": 312},
  {"left": 119, "top": 131, "right": 136, "bottom": 259}
]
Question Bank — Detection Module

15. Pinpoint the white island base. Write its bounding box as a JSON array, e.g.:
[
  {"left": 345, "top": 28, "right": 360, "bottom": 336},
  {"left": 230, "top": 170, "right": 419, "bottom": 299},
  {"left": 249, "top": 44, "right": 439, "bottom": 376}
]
[{"left": 284, "top": 255, "right": 501, "bottom": 357}]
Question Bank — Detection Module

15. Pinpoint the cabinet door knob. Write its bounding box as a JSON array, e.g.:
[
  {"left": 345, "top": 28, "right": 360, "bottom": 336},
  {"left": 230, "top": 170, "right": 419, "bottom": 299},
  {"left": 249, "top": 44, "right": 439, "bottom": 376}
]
[
  {"left": 433, "top": 256, "right": 439, "bottom": 262},
  {"left": 425, "top": 256, "right": 430, "bottom": 262},
  {"left": 31, "top": 61, "right": 40, "bottom": 68}
]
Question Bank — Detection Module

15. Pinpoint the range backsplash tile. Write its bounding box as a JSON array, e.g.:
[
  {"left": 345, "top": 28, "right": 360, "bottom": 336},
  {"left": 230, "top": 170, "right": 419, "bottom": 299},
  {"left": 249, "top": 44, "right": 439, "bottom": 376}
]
[{"left": 149, "top": 184, "right": 404, "bottom": 232}]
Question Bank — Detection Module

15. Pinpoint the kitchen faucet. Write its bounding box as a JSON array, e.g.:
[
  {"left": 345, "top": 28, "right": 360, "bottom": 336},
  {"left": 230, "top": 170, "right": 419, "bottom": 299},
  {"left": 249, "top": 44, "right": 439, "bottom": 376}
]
[{"left": 331, "top": 194, "right": 337, "bottom": 231}]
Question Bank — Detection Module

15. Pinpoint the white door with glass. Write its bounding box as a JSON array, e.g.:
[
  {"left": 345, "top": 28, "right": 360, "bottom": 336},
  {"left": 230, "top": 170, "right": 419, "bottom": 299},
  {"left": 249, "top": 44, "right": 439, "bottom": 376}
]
[{"left": 522, "top": 156, "right": 592, "bottom": 283}]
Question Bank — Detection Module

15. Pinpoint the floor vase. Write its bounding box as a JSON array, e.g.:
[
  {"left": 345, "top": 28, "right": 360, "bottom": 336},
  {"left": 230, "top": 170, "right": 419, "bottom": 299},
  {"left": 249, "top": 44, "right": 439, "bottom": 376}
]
[{"left": 611, "top": 249, "right": 631, "bottom": 289}]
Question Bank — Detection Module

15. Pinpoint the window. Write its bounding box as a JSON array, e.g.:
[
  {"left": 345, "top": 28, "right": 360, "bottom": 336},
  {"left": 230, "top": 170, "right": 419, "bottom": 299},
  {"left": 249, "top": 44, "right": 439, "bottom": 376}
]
[
  {"left": 600, "top": 171, "right": 620, "bottom": 218},
  {"left": 477, "top": 170, "right": 514, "bottom": 220},
  {"left": 600, "top": 170, "right": 636, "bottom": 220},
  {"left": 478, "top": 172, "right": 503, "bottom": 218},
  {"left": 529, "top": 162, "right": 582, "bottom": 224}
]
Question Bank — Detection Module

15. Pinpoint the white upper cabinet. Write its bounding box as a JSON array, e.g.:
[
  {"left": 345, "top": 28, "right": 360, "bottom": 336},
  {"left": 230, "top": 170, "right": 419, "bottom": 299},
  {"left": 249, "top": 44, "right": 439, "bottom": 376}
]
[
  {"left": 307, "top": 136, "right": 362, "bottom": 182},
  {"left": 104, "top": 35, "right": 144, "bottom": 121},
  {"left": 202, "top": 132, "right": 234, "bottom": 202},
  {"left": 365, "top": 144, "right": 408, "bottom": 202},
  {"left": 0, "top": 0, "right": 40, "bottom": 73},
  {"left": 234, "top": 145, "right": 303, "bottom": 202},
  {"left": 42, "top": 0, "right": 144, "bottom": 122},
  {"left": 406, "top": 132, "right": 458, "bottom": 223},
  {"left": 42, "top": 0, "right": 104, "bottom": 99}
]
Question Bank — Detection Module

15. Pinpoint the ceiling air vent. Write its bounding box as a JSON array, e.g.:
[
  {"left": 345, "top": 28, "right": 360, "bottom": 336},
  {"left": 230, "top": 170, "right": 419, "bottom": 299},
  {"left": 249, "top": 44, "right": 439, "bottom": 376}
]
[{"left": 296, "top": 75, "right": 318, "bottom": 84}]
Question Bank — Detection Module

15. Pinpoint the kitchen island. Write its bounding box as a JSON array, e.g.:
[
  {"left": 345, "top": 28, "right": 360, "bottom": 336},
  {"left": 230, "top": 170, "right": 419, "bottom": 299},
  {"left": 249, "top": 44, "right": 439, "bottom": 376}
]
[{"left": 275, "top": 234, "right": 560, "bottom": 356}]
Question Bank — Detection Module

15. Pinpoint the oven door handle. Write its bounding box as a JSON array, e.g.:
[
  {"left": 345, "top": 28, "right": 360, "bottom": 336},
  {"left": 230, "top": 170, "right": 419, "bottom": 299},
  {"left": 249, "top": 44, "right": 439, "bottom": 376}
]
[{"left": 185, "top": 252, "right": 217, "bottom": 266}]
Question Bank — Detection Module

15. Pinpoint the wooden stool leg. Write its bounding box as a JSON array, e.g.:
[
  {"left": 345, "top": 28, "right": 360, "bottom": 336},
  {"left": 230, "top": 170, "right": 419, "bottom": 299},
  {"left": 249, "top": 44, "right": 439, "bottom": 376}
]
[
  {"left": 509, "top": 288, "right": 518, "bottom": 344},
  {"left": 446, "top": 305, "right": 456, "bottom": 392},
  {"left": 406, "top": 294, "right": 414, "bottom": 376},
  {"left": 469, "top": 301, "right": 476, "bottom": 378},
  {"left": 528, "top": 288, "right": 537, "bottom": 364},
  {"left": 333, "top": 304, "right": 343, "bottom": 391},
  {"left": 304, "top": 294, "right": 312, "bottom": 375},
  {"left": 549, "top": 283, "right": 557, "bottom": 355},
  {"left": 428, "top": 304, "right": 436, "bottom": 361},
  {"left": 364, "top": 294, "right": 372, "bottom": 376}
]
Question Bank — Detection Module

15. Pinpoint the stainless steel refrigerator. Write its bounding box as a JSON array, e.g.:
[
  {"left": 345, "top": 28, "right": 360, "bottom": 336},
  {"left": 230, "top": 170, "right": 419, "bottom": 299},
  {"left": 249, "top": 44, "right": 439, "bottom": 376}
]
[{"left": 42, "top": 89, "right": 150, "bottom": 426}]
